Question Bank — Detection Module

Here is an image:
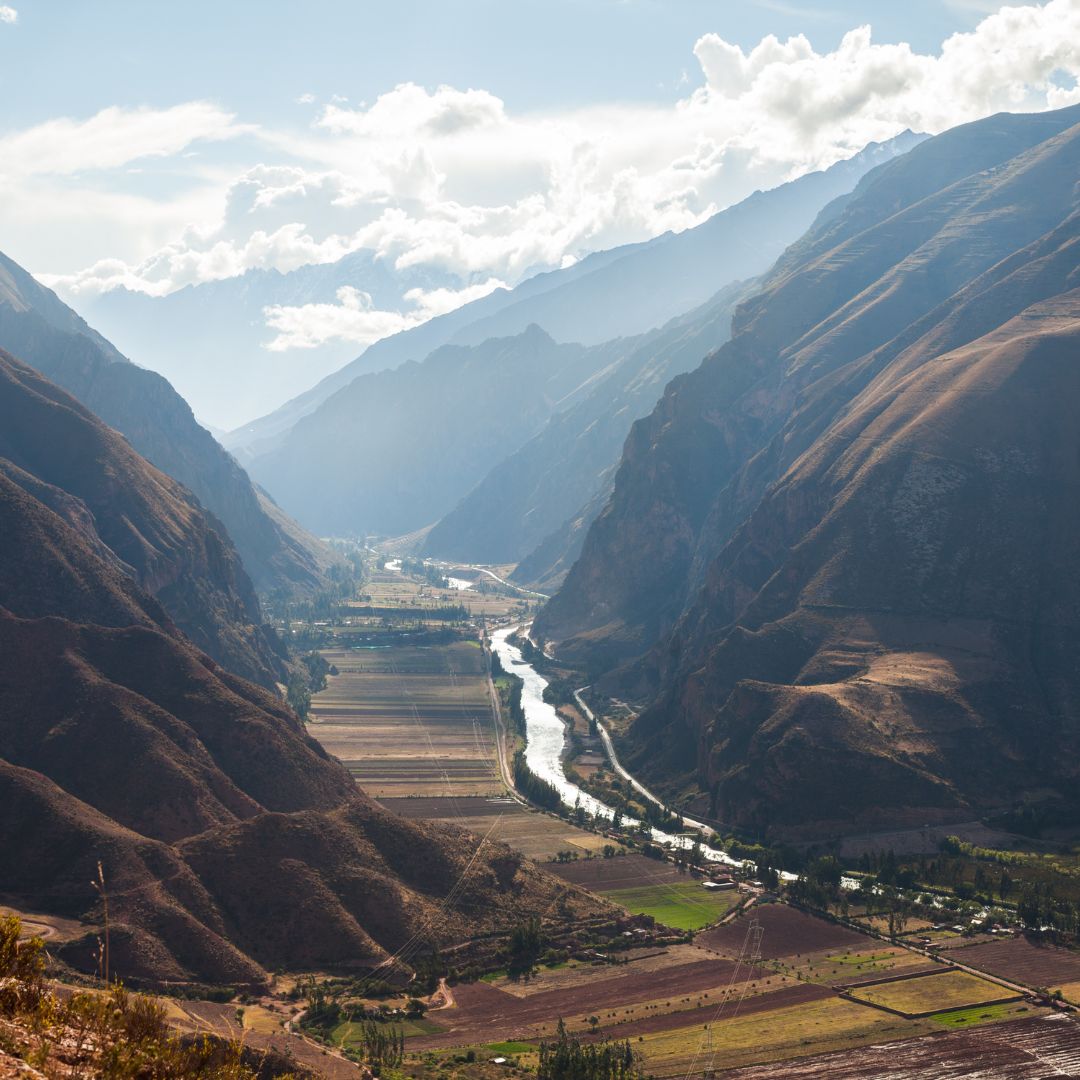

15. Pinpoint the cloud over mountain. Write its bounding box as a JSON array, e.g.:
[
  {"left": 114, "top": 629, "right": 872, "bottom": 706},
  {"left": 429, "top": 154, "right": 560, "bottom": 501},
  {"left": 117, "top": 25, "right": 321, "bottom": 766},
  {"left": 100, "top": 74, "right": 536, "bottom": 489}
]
[{"left": 23, "top": 1, "right": 1080, "bottom": 320}]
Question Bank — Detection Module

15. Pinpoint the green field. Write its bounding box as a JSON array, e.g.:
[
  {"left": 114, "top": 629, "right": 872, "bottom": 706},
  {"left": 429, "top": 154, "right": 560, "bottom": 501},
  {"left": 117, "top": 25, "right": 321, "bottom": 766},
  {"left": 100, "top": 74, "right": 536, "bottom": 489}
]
[
  {"left": 331, "top": 1017, "right": 443, "bottom": 1045},
  {"left": 602, "top": 881, "right": 737, "bottom": 930},
  {"left": 931, "top": 1002, "right": 1031, "bottom": 1028}
]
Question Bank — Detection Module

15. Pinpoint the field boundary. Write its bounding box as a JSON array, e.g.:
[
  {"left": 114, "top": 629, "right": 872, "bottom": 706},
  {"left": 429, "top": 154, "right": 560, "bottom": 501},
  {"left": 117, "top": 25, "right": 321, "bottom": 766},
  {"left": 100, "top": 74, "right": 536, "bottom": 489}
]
[{"left": 836, "top": 965, "right": 950, "bottom": 991}]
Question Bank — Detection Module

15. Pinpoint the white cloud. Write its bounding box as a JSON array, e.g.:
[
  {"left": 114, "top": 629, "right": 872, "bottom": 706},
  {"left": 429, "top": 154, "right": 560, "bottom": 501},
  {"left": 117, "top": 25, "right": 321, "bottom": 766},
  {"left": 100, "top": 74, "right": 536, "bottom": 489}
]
[
  {"left": 0, "top": 6, "right": 16, "bottom": 24},
  {"left": 0, "top": 102, "right": 249, "bottom": 179},
  {"left": 26, "top": 0, "right": 1080, "bottom": 308},
  {"left": 262, "top": 277, "right": 506, "bottom": 351}
]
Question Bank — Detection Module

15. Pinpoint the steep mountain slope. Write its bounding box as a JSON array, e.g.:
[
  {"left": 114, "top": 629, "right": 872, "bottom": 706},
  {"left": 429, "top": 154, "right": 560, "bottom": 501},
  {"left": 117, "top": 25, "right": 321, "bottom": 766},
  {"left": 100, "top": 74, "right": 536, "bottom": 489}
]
[
  {"left": 228, "top": 135, "right": 919, "bottom": 462},
  {"left": 0, "top": 253, "right": 337, "bottom": 596},
  {"left": 535, "top": 105, "right": 1080, "bottom": 833},
  {"left": 250, "top": 326, "right": 630, "bottom": 537},
  {"left": 0, "top": 357, "right": 603, "bottom": 987},
  {"left": 423, "top": 281, "right": 748, "bottom": 568},
  {"left": 0, "top": 351, "right": 286, "bottom": 689}
]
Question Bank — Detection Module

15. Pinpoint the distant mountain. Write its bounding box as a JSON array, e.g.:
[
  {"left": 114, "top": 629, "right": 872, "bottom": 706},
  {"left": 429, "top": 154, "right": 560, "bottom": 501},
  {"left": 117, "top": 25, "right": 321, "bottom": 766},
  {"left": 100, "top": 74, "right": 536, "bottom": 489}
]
[
  {"left": 0, "top": 252, "right": 337, "bottom": 596},
  {"left": 222, "top": 239, "right": 662, "bottom": 460},
  {"left": 228, "top": 134, "right": 922, "bottom": 463},
  {"left": 423, "top": 280, "right": 749, "bottom": 571},
  {"left": 535, "top": 105, "right": 1080, "bottom": 835},
  {"left": 248, "top": 325, "right": 632, "bottom": 537},
  {"left": 0, "top": 351, "right": 603, "bottom": 987},
  {"left": 420, "top": 137, "right": 923, "bottom": 577},
  {"left": 74, "top": 250, "right": 464, "bottom": 431}
]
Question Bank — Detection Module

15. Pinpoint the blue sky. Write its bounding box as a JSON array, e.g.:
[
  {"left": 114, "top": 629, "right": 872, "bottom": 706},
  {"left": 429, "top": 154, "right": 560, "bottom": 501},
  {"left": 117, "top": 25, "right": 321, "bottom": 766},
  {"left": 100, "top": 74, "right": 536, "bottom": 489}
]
[
  {"left": 4, "top": 2, "right": 991, "bottom": 124},
  {"left": 1, "top": 1, "right": 1077, "bottom": 325}
]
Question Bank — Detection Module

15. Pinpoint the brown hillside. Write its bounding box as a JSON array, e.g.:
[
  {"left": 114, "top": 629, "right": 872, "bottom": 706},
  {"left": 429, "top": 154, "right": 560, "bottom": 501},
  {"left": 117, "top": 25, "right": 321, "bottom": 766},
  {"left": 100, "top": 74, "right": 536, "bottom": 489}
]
[
  {"left": 0, "top": 364, "right": 605, "bottom": 988},
  {"left": 536, "top": 104, "right": 1080, "bottom": 834},
  {"left": 0, "top": 349, "right": 286, "bottom": 689}
]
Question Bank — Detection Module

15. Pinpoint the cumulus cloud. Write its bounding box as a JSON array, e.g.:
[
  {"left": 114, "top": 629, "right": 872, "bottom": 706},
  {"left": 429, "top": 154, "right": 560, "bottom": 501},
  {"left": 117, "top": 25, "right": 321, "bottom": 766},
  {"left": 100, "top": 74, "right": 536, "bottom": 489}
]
[
  {"left": 0, "top": 6, "right": 16, "bottom": 24},
  {"left": 262, "top": 277, "right": 506, "bottom": 351},
  {"left": 26, "top": 0, "right": 1080, "bottom": 309},
  {"left": 0, "top": 102, "right": 249, "bottom": 179}
]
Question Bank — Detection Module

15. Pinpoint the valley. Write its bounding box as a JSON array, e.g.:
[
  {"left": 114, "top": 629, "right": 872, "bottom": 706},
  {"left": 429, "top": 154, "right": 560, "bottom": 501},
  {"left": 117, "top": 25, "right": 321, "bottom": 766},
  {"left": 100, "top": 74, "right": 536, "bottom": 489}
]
[
  {"left": 3, "top": 22, "right": 1080, "bottom": 1077},
  {"left": 273, "top": 556, "right": 1078, "bottom": 1076}
]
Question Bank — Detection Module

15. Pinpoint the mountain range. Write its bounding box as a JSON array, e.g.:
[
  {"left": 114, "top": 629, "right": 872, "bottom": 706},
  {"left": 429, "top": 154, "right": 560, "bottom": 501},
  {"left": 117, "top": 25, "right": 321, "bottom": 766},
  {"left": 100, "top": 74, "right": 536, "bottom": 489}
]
[
  {"left": 238, "top": 135, "right": 921, "bottom": 545},
  {"left": 0, "top": 252, "right": 337, "bottom": 597},
  {"left": 534, "top": 103, "right": 1080, "bottom": 836},
  {"left": 0, "top": 349, "right": 602, "bottom": 988}
]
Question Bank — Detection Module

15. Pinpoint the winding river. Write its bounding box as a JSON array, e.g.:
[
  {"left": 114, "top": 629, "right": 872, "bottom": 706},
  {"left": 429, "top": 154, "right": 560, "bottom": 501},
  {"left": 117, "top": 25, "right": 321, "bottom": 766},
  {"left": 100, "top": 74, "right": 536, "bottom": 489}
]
[{"left": 491, "top": 626, "right": 747, "bottom": 870}]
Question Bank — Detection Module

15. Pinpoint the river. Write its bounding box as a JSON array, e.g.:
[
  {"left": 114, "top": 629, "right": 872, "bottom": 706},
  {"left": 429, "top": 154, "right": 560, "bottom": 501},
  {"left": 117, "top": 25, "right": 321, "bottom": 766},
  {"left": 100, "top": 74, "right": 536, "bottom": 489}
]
[{"left": 490, "top": 626, "right": 746, "bottom": 870}]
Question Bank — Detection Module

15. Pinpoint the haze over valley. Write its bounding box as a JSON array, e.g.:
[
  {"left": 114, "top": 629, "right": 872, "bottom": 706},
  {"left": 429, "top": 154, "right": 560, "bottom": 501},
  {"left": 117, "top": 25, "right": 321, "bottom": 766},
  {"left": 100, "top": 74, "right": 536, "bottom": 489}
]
[{"left": 3, "top": 3, "right": 1080, "bottom": 1077}]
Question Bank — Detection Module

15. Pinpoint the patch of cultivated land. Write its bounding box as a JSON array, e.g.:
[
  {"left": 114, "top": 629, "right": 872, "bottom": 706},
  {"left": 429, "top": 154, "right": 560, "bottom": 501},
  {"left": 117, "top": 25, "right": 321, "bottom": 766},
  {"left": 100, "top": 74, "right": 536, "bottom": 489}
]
[
  {"left": 777, "top": 945, "right": 938, "bottom": 986},
  {"left": 698, "top": 904, "right": 867, "bottom": 960},
  {"left": 361, "top": 568, "right": 529, "bottom": 620},
  {"left": 308, "top": 639, "right": 501, "bottom": 797},
  {"left": 939, "top": 934, "right": 1080, "bottom": 994},
  {"left": 715, "top": 1013, "right": 1076, "bottom": 1078},
  {"left": 848, "top": 970, "right": 1016, "bottom": 1016},
  {"left": 406, "top": 900, "right": 1065, "bottom": 1075},
  {"left": 633, "top": 996, "right": 927, "bottom": 1077},
  {"left": 380, "top": 796, "right": 614, "bottom": 860},
  {"left": 550, "top": 855, "right": 741, "bottom": 929},
  {"left": 411, "top": 953, "right": 802, "bottom": 1051}
]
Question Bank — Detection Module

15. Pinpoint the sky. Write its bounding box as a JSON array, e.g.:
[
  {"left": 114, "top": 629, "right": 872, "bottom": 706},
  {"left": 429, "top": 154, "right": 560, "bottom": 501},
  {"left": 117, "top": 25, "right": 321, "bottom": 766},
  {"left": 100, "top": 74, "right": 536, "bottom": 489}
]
[{"left": 2, "top": 0, "right": 1079, "bottom": 355}]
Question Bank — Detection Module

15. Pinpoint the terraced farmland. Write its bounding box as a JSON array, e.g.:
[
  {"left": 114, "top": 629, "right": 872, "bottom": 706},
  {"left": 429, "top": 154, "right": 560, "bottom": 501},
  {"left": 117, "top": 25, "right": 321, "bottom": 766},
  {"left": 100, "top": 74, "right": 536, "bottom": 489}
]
[
  {"left": 382, "top": 796, "right": 616, "bottom": 860},
  {"left": 307, "top": 639, "right": 500, "bottom": 797}
]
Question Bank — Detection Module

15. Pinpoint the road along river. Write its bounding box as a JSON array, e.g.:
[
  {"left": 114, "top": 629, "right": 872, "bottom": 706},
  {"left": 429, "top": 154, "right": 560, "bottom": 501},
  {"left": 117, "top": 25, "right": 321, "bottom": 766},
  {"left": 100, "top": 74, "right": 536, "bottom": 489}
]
[{"left": 490, "top": 626, "right": 748, "bottom": 870}]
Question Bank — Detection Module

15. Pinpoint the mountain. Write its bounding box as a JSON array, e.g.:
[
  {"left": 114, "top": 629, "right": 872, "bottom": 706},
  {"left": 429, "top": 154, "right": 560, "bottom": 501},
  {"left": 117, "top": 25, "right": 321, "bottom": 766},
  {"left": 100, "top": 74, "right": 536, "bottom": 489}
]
[
  {"left": 535, "top": 105, "right": 1080, "bottom": 835},
  {"left": 0, "top": 349, "right": 286, "bottom": 690},
  {"left": 0, "top": 252, "right": 337, "bottom": 596},
  {"left": 0, "top": 352, "right": 603, "bottom": 988},
  {"left": 227, "top": 134, "right": 921, "bottom": 463},
  {"left": 74, "top": 250, "right": 464, "bottom": 431},
  {"left": 423, "top": 280, "right": 752, "bottom": 572},
  {"left": 248, "top": 325, "right": 632, "bottom": 537},
  {"left": 222, "top": 238, "right": 667, "bottom": 461}
]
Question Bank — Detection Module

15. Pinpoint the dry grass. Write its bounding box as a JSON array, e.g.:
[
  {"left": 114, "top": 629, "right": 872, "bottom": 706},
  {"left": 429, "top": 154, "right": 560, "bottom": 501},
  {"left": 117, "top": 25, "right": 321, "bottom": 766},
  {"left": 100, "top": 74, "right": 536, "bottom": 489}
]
[
  {"left": 848, "top": 970, "right": 1012, "bottom": 1015},
  {"left": 635, "top": 996, "right": 930, "bottom": 1077}
]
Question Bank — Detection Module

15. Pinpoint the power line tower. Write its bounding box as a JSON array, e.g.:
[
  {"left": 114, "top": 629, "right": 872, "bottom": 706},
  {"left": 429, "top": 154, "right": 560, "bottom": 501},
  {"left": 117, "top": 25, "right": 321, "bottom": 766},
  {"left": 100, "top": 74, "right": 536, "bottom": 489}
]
[{"left": 702, "top": 917, "right": 765, "bottom": 1078}]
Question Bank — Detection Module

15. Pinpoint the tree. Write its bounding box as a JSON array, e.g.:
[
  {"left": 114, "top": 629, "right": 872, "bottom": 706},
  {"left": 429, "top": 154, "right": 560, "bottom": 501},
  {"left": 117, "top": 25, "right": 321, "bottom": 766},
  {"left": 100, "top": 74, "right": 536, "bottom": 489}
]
[
  {"left": 508, "top": 917, "right": 545, "bottom": 979},
  {"left": 286, "top": 673, "right": 311, "bottom": 718}
]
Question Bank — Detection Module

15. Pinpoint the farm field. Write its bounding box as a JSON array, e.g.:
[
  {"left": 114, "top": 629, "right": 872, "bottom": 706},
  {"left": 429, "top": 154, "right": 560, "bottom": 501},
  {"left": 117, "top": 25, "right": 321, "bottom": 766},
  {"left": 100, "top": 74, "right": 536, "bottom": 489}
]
[
  {"left": 939, "top": 934, "right": 1080, "bottom": 995},
  {"left": 380, "top": 796, "right": 615, "bottom": 860},
  {"left": 630, "top": 994, "right": 929, "bottom": 1077},
  {"left": 397, "top": 901, "right": 1061, "bottom": 1076},
  {"left": 409, "top": 952, "right": 805, "bottom": 1052},
  {"left": 360, "top": 564, "right": 532, "bottom": 621},
  {"left": 777, "top": 945, "right": 937, "bottom": 986},
  {"left": 847, "top": 970, "right": 1015, "bottom": 1016},
  {"left": 715, "top": 1013, "right": 1075, "bottom": 1079},
  {"left": 698, "top": 903, "right": 867, "bottom": 960},
  {"left": 307, "top": 638, "right": 500, "bottom": 798},
  {"left": 601, "top": 881, "right": 738, "bottom": 930},
  {"left": 551, "top": 854, "right": 741, "bottom": 929}
]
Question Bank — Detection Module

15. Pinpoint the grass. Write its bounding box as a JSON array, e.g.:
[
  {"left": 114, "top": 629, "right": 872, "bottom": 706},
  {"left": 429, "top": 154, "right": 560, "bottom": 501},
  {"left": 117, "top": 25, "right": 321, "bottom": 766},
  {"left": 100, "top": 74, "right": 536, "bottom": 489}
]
[
  {"left": 483, "top": 1041, "right": 536, "bottom": 1054},
  {"left": 931, "top": 1002, "right": 1031, "bottom": 1028},
  {"left": 332, "top": 1017, "right": 443, "bottom": 1045},
  {"left": 826, "top": 951, "right": 897, "bottom": 966},
  {"left": 601, "top": 881, "right": 737, "bottom": 930},
  {"left": 635, "top": 996, "right": 927, "bottom": 1075},
  {"left": 848, "top": 970, "right": 1011, "bottom": 1016}
]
